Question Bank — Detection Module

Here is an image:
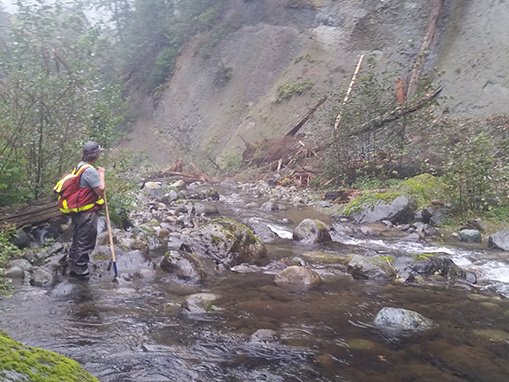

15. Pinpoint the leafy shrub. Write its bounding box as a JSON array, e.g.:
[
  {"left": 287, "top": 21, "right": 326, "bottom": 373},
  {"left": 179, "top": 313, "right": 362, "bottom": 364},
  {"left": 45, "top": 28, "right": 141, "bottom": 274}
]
[
  {"left": 443, "top": 131, "right": 508, "bottom": 213},
  {"left": 275, "top": 81, "right": 313, "bottom": 103}
]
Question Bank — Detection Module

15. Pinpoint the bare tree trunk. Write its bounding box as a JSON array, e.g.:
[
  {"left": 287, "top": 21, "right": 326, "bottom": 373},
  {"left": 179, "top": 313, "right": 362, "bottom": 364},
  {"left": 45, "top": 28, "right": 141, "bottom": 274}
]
[
  {"left": 334, "top": 54, "right": 364, "bottom": 130},
  {"left": 285, "top": 96, "right": 328, "bottom": 137},
  {"left": 406, "top": 0, "right": 444, "bottom": 100}
]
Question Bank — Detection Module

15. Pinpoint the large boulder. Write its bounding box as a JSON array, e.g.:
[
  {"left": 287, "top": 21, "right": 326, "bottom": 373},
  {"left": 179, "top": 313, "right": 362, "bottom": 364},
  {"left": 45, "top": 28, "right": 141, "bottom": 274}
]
[
  {"left": 339, "top": 193, "right": 418, "bottom": 224},
  {"left": 488, "top": 228, "right": 509, "bottom": 251},
  {"left": 182, "top": 218, "right": 268, "bottom": 268},
  {"left": 293, "top": 219, "right": 332, "bottom": 243},
  {"left": 374, "top": 307, "right": 433, "bottom": 331},
  {"left": 0, "top": 329, "right": 99, "bottom": 381}
]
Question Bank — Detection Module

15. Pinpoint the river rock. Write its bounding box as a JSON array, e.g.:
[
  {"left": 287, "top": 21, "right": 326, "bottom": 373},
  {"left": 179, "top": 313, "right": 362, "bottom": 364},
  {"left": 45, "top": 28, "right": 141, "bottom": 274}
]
[
  {"left": 29, "top": 267, "right": 56, "bottom": 287},
  {"left": 96, "top": 231, "right": 111, "bottom": 246},
  {"left": 413, "top": 222, "right": 439, "bottom": 237},
  {"left": 160, "top": 250, "right": 207, "bottom": 281},
  {"left": 275, "top": 266, "right": 322, "bottom": 286},
  {"left": 251, "top": 329, "right": 278, "bottom": 343},
  {"left": 118, "top": 236, "right": 150, "bottom": 254},
  {"left": 10, "top": 228, "right": 31, "bottom": 249},
  {"left": 183, "top": 293, "right": 220, "bottom": 314},
  {"left": 488, "top": 228, "right": 509, "bottom": 251},
  {"left": 182, "top": 218, "right": 268, "bottom": 268},
  {"left": 244, "top": 217, "right": 278, "bottom": 243},
  {"left": 171, "top": 179, "right": 186, "bottom": 190},
  {"left": 181, "top": 188, "right": 219, "bottom": 201},
  {"left": 347, "top": 255, "right": 396, "bottom": 281},
  {"left": 114, "top": 250, "right": 155, "bottom": 273},
  {"left": 7, "top": 258, "right": 32, "bottom": 271},
  {"left": 143, "top": 181, "right": 162, "bottom": 191},
  {"left": 465, "top": 218, "right": 486, "bottom": 232},
  {"left": 342, "top": 195, "right": 417, "bottom": 224},
  {"left": 293, "top": 219, "right": 331, "bottom": 244},
  {"left": 0, "top": 329, "right": 100, "bottom": 381},
  {"left": 459, "top": 229, "right": 482, "bottom": 243},
  {"left": 426, "top": 205, "right": 450, "bottom": 226},
  {"left": 32, "top": 225, "right": 59, "bottom": 246},
  {"left": 4, "top": 266, "right": 24, "bottom": 279},
  {"left": 374, "top": 307, "right": 433, "bottom": 331},
  {"left": 411, "top": 257, "right": 466, "bottom": 279},
  {"left": 193, "top": 202, "right": 219, "bottom": 215},
  {"left": 220, "top": 178, "right": 238, "bottom": 189}
]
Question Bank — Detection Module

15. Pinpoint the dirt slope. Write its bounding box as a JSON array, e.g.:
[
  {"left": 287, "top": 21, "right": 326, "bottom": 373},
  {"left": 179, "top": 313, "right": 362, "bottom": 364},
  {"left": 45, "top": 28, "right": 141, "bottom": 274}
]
[{"left": 120, "top": 0, "right": 508, "bottom": 171}]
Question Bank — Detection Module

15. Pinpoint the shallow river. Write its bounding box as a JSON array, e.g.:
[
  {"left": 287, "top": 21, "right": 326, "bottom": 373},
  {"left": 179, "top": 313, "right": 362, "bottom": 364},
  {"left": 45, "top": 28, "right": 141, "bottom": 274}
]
[{"left": 2, "top": 193, "right": 509, "bottom": 382}]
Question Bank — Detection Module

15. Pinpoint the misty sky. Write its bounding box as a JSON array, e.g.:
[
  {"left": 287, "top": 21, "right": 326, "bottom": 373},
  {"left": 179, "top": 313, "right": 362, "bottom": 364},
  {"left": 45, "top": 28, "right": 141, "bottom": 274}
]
[{"left": 1, "top": 1, "right": 16, "bottom": 13}]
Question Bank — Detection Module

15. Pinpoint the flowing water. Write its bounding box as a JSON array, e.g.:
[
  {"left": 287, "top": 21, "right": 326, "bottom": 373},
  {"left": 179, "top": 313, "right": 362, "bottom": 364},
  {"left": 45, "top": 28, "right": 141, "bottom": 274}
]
[{"left": 2, "top": 193, "right": 509, "bottom": 381}]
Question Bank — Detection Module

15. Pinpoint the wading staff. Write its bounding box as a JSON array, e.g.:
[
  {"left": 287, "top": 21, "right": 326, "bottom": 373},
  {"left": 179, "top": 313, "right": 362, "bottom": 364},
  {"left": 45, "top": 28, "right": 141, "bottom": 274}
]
[{"left": 103, "top": 192, "right": 118, "bottom": 280}]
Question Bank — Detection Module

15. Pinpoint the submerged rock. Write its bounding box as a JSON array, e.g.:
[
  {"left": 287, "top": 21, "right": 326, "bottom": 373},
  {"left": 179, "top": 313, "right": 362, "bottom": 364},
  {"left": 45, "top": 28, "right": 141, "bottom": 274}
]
[
  {"left": 183, "top": 293, "right": 220, "bottom": 314},
  {"left": 293, "top": 219, "right": 331, "bottom": 243},
  {"left": 274, "top": 266, "right": 322, "bottom": 286},
  {"left": 374, "top": 307, "right": 433, "bottom": 331}
]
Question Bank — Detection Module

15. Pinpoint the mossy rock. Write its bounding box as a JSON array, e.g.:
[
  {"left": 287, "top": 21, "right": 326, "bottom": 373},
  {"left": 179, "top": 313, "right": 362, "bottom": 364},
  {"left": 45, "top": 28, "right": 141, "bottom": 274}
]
[
  {"left": 338, "top": 193, "right": 417, "bottom": 224},
  {"left": 0, "top": 329, "right": 99, "bottom": 381},
  {"left": 184, "top": 218, "right": 268, "bottom": 267},
  {"left": 392, "top": 174, "right": 454, "bottom": 209},
  {"left": 339, "top": 192, "right": 403, "bottom": 216}
]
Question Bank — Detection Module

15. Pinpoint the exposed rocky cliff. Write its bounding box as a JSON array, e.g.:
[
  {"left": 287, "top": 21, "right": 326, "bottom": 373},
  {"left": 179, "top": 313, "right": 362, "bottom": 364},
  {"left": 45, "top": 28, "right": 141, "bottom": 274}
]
[{"left": 120, "top": 0, "right": 509, "bottom": 171}]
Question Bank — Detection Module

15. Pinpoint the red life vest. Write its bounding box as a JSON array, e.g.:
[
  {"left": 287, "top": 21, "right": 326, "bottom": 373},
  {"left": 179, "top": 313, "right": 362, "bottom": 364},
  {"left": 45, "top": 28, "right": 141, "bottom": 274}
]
[{"left": 54, "top": 164, "right": 104, "bottom": 214}]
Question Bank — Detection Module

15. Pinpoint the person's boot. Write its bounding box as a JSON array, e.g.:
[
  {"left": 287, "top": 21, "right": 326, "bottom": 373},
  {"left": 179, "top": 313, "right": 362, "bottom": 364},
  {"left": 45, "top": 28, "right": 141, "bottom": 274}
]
[{"left": 58, "top": 254, "right": 69, "bottom": 275}]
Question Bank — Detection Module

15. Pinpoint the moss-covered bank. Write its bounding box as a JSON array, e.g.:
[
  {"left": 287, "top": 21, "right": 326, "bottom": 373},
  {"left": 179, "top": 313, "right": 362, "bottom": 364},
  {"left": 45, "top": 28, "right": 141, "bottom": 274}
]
[{"left": 0, "top": 329, "right": 99, "bottom": 382}]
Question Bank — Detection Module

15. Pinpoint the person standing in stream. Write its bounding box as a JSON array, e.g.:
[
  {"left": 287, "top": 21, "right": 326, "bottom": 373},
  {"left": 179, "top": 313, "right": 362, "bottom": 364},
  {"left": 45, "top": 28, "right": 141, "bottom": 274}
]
[{"left": 67, "top": 141, "right": 106, "bottom": 279}]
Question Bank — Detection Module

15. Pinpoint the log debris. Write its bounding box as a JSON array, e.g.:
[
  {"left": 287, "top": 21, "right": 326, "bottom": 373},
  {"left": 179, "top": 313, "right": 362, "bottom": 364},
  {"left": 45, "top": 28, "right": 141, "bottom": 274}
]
[
  {"left": 0, "top": 197, "right": 62, "bottom": 229},
  {"left": 406, "top": 0, "right": 444, "bottom": 99},
  {"left": 349, "top": 87, "right": 443, "bottom": 137},
  {"left": 286, "top": 96, "right": 328, "bottom": 137}
]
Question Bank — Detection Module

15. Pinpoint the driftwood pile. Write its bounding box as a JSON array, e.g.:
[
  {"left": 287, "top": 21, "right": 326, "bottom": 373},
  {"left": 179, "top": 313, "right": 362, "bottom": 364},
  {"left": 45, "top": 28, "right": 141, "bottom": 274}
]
[{"left": 145, "top": 159, "right": 221, "bottom": 185}]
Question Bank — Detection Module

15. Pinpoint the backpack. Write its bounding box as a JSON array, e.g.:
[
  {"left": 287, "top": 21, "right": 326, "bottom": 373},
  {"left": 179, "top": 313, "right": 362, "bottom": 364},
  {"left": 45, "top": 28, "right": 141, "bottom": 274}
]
[{"left": 53, "top": 164, "right": 92, "bottom": 214}]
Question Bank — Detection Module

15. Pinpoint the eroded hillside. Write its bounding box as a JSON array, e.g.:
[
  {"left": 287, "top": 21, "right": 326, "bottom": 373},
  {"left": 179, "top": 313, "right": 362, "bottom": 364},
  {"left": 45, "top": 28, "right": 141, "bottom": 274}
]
[{"left": 120, "top": 0, "right": 509, "bottom": 172}]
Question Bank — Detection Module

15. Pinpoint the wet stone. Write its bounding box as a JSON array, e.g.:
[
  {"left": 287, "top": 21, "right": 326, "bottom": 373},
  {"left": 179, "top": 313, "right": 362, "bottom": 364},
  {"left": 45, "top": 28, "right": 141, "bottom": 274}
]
[
  {"left": 30, "top": 267, "right": 56, "bottom": 288},
  {"left": 275, "top": 266, "right": 322, "bottom": 286},
  {"left": 374, "top": 307, "right": 433, "bottom": 331},
  {"left": 459, "top": 229, "right": 482, "bottom": 243},
  {"left": 250, "top": 329, "right": 278, "bottom": 343},
  {"left": 293, "top": 218, "right": 331, "bottom": 244},
  {"left": 183, "top": 293, "right": 220, "bottom": 314}
]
